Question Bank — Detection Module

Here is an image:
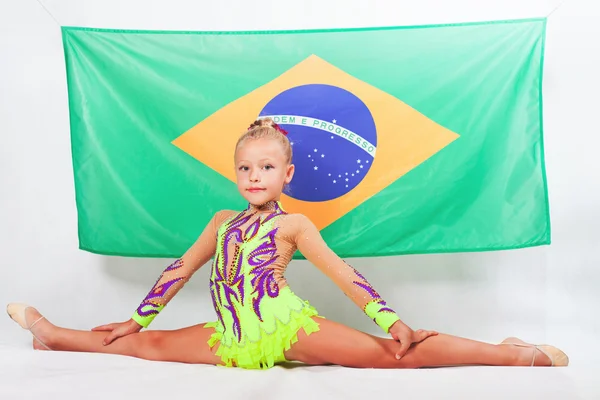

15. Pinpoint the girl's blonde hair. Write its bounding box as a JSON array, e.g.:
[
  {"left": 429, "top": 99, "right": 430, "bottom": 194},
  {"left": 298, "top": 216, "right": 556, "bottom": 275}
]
[{"left": 235, "top": 118, "right": 293, "bottom": 164}]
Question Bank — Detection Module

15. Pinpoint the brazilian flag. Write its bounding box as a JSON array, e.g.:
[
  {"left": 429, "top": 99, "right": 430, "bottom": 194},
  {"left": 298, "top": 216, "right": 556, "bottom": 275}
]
[{"left": 62, "top": 18, "right": 550, "bottom": 258}]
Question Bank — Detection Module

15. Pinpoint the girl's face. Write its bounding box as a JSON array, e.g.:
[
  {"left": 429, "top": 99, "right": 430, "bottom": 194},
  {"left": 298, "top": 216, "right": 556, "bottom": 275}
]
[{"left": 234, "top": 138, "right": 294, "bottom": 206}]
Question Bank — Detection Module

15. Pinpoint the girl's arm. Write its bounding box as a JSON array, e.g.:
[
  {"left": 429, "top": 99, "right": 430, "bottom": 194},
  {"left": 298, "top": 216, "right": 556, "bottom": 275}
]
[
  {"left": 294, "top": 215, "right": 401, "bottom": 333},
  {"left": 131, "top": 211, "right": 229, "bottom": 328}
]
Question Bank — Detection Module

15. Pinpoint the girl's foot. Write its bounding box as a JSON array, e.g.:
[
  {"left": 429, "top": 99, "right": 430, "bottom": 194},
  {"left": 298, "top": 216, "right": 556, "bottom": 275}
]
[
  {"left": 500, "top": 337, "right": 568, "bottom": 366},
  {"left": 6, "top": 303, "right": 53, "bottom": 350},
  {"left": 32, "top": 337, "right": 49, "bottom": 350}
]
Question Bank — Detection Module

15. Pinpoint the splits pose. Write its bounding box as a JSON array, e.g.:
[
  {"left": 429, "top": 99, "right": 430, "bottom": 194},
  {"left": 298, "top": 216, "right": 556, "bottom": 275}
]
[{"left": 7, "top": 118, "right": 568, "bottom": 369}]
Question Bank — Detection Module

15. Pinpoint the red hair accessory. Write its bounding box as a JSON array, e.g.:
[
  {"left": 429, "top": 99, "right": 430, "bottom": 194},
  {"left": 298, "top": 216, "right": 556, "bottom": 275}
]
[{"left": 272, "top": 123, "right": 288, "bottom": 136}]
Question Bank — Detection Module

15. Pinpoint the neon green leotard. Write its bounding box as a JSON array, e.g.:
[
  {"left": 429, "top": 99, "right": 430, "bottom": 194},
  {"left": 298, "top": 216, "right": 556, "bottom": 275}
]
[{"left": 132, "top": 201, "right": 400, "bottom": 369}]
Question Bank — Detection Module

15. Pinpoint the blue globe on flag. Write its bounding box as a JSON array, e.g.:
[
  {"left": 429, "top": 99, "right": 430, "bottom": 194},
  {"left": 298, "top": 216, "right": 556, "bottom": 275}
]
[{"left": 259, "top": 84, "right": 377, "bottom": 202}]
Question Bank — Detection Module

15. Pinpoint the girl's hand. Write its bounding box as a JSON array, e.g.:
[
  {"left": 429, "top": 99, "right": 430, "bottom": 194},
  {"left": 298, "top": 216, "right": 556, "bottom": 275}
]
[
  {"left": 92, "top": 319, "right": 143, "bottom": 345},
  {"left": 389, "top": 320, "right": 438, "bottom": 360}
]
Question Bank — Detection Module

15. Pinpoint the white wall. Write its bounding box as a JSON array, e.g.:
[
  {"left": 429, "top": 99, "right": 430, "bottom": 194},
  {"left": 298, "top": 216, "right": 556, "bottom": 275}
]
[{"left": 1, "top": 0, "right": 598, "bottom": 367}]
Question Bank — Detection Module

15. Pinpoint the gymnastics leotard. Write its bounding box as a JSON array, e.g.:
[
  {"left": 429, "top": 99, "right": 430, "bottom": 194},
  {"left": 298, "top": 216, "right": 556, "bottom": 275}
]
[{"left": 131, "top": 201, "right": 400, "bottom": 369}]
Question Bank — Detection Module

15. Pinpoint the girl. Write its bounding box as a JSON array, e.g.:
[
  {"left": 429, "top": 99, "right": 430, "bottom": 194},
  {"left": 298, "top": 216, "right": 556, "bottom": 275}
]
[{"left": 7, "top": 118, "right": 568, "bottom": 369}]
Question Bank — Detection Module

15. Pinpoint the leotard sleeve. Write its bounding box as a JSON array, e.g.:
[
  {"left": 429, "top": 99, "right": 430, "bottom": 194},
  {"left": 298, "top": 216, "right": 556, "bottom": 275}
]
[
  {"left": 131, "top": 211, "right": 229, "bottom": 328},
  {"left": 294, "top": 215, "right": 401, "bottom": 333}
]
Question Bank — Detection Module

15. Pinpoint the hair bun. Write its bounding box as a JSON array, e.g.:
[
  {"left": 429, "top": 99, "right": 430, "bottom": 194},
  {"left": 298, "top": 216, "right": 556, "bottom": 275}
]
[
  {"left": 248, "top": 117, "right": 274, "bottom": 129},
  {"left": 247, "top": 118, "right": 288, "bottom": 136}
]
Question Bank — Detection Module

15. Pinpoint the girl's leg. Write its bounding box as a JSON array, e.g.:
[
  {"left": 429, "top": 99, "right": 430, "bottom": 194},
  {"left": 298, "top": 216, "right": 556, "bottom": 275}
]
[
  {"left": 284, "top": 318, "right": 552, "bottom": 368},
  {"left": 21, "top": 307, "right": 223, "bottom": 365}
]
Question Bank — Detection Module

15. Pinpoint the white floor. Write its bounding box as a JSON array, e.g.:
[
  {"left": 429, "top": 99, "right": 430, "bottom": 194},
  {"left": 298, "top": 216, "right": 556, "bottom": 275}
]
[{"left": 1, "top": 332, "right": 598, "bottom": 400}]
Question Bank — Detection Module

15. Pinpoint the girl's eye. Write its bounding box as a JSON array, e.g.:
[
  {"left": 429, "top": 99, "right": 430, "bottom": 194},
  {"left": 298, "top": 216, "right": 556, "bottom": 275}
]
[
  {"left": 239, "top": 166, "right": 249, "bottom": 171},
  {"left": 264, "top": 165, "right": 274, "bottom": 171}
]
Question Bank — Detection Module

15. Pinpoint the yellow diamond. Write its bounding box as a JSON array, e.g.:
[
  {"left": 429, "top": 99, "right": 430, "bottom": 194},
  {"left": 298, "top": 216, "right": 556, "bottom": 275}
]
[{"left": 173, "top": 55, "right": 459, "bottom": 230}]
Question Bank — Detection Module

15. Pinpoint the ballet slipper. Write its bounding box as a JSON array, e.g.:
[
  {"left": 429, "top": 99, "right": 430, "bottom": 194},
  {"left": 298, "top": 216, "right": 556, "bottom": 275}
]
[
  {"left": 6, "top": 303, "right": 51, "bottom": 350},
  {"left": 500, "top": 337, "right": 568, "bottom": 366}
]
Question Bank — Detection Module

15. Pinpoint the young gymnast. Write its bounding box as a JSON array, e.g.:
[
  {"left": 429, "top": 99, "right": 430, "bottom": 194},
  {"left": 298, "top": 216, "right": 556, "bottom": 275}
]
[{"left": 7, "top": 118, "right": 568, "bottom": 369}]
